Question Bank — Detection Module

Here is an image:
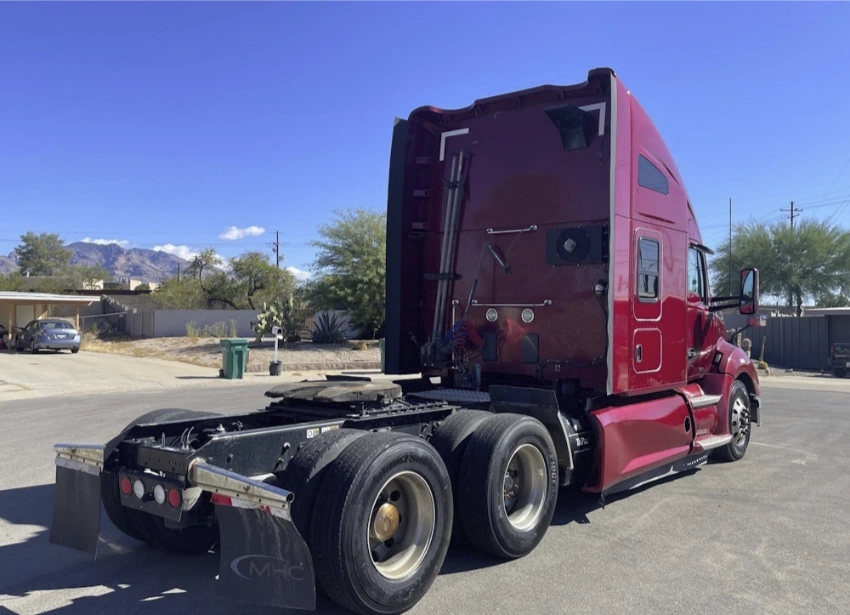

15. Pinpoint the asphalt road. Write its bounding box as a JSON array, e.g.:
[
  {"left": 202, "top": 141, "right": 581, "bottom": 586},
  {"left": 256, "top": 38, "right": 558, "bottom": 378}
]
[{"left": 1, "top": 382, "right": 848, "bottom": 615}]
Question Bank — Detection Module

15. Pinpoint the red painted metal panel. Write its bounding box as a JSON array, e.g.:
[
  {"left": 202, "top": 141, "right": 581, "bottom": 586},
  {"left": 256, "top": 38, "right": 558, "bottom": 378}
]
[
  {"left": 404, "top": 71, "right": 614, "bottom": 390},
  {"left": 586, "top": 394, "right": 693, "bottom": 493},
  {"left": 633, "top": 328, "right": 662, "bottom": 373}
]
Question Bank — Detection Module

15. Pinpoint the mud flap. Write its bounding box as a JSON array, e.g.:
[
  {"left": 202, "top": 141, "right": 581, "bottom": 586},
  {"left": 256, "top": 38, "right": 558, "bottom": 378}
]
[
  {"left": 215, "top": 504, "right": 316, "bottom": 611},
  {"left": 48, "top": 463, "right": 102, "bottom": 557}
]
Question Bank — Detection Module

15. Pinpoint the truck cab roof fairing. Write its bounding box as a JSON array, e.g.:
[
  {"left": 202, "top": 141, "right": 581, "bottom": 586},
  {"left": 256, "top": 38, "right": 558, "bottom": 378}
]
[{"left": 407, "top": 68, "right": 616, "bottom": 130}]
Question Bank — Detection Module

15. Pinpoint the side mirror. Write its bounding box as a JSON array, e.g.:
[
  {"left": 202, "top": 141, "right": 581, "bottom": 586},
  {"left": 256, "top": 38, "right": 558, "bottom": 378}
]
[{"left": 739, "top": 268, "right": 759, "bottom": 315}]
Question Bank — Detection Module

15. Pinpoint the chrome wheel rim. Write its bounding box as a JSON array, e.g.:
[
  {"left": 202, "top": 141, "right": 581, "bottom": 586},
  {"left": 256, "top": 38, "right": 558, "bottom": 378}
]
[
  {"left": 503, "top": 444, "right": 547, "bottom": 531},
  {"left": 368, "top": 471, "right": 435, "bottom": 580},
  {"left": 731, "top": 396, "right": 750, "bottom": 447}
]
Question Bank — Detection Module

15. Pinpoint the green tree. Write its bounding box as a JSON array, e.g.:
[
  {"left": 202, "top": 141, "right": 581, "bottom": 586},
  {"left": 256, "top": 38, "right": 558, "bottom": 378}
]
[
  {"left": 69, "top": 265, "right": 110, "bottom": 290},
  {"left": 15, "top": 232, "right": 72, "bottom": 276},
  {"left": 309, "top": 207, "right": 386, "bottom": 336},
  {"left": 709, "top": 218, "right": 850, "bottom": 316},
  {"left": 229, "top": 250, "right": 295, "bottom": 310},
  {"left": 0, "top": 273, "right": 26, "bottom": 291},
  {"left": 151, "top": 276, "right": 207, "bottom": 309}
]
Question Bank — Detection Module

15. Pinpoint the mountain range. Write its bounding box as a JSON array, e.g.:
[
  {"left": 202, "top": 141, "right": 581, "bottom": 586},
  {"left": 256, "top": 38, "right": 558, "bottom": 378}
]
[{"left": 0, "top": 242, "right": 191, "bottom": 282}]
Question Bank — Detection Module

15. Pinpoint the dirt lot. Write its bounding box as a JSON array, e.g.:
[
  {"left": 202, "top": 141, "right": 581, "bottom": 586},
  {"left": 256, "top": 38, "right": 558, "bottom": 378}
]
[{"left": 80, "top": 334, "right": 381, "bottom": 372}]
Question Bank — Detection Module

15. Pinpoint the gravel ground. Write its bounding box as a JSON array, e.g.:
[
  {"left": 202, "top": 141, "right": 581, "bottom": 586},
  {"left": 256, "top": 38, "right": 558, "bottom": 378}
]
[{"left": 82, "top": 335, "right": 381, "bottom": 372}]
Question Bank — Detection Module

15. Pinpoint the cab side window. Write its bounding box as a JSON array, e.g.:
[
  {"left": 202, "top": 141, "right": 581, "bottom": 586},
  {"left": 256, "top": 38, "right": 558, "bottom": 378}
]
[{"left": 687, "top": 247, "right": 707, "bottom": 303}]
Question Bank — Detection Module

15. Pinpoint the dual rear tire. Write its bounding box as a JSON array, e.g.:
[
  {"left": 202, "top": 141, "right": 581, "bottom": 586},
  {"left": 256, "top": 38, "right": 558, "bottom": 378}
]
[
  {"left": 283, "top": 430, "right": 452, "bottom": 615},
  {"left": 283, "top": 411, "right": 558, "bottom": 615},
  {"left": 431, "top": 411, "right": 559, "bottom": 558}
]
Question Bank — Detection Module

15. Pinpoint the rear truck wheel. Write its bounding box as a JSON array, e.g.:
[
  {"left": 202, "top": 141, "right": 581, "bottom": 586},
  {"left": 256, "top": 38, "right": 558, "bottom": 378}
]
[
  {"left": 834, "top": 367, "right": 847, "bottom": 378},
  {"left": 310, "top": 431, "right": 452, "bottom": 615},
  {"left": 110, "top": 408, "right": 222, "bottom": 551},
  {"left": 101, "top": 469, "right": 147, "bottom": 542},
  {"left": 457, "top": 413, "right": 559, "bottom": 559},
  {"left": 276, "top": 428, "right": 367, "bottom": 541},
  {"left": 714, "top": 379, "right": 752, "bottom": 462},
  {"left": 130, "top": 509, "right": 219, "bottom": 554},
  {"left": 428, "top": 409, "right": 494, "bottom": 545}
]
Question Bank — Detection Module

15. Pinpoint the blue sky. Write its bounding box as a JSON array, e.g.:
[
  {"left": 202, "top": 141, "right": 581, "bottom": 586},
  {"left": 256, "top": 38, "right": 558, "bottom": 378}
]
[{"left": 1, "top": 2, "right": 849, "bottom": 278}]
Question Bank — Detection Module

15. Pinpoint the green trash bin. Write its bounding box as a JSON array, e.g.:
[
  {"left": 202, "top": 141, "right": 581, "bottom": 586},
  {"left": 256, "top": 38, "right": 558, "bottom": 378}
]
[
  {"left": 379, "top": 338, "right": 385, "bottom": 373},
  {"left": 220, "top": 338, "right": 249, "bottom": 379}
]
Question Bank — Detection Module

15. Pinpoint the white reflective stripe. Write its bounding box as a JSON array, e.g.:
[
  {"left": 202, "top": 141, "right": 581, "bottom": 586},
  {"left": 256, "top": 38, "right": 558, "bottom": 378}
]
[
  {"left": 56, "top": 456, "right": 102, "bottom": 476},
  {"left": 228, "top": 496, "right": 290, "bottom": 520},
  {"left": 606, "top": 75, "right": 618, "bottom": 397},
  {"left": 439, "top": 128, "right": 470, "bottom": 161}
]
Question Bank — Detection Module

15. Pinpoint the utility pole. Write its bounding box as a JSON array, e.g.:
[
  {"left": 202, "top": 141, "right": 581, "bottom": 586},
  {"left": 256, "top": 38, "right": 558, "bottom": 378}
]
[
  {"left": 781, "top": 200, "right": 801, "bottom": 231},
  {"left": 728, "top": 197, "right": 733, "bottom": 296},
  {"left": 269, "top": 231, "right": 281, "bottom": 268}
]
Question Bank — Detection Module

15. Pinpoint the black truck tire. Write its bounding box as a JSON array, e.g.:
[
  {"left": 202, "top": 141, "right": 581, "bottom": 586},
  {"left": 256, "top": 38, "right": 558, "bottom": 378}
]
[
  {"left": 102, "top": 408, "right": 221, "bottom": 544},
  {"left": 276, "top": 428, "right": 367, "bottom": 542},
  {"left": 834, "top": 367, "right": 847, "bottom": 378},
  {"left": 118, "top": 408, "right": 222, "bottom": 553},
  {"left": 310, "top": 431, "right": 453, "bottom": 615},
  {"left": 121, "top": 408, "right": 222, "bottom": 431},
  {"left": 428, "top": 409, "right": 494, "bottom": 545},
  {"left": 457, "top": 413, "right": 559, "bottom": 559},
  {"left": 101, "top": 469, "right": 147, "bottom": 542},
  {"left": 714, "top": 380, "right": 752, "bottom": 462},
  {"left": 130, "top": 510, "right": 219, "bottom": 554}
]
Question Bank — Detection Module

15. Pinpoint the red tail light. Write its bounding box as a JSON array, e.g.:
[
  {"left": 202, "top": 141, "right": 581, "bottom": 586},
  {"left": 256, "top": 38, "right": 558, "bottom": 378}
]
[
  {"left": 167, "top": 488, "right": 182, "bottom": 508},
  {"left": 119, "top": 475, "right": 132, "bottom": 496}
]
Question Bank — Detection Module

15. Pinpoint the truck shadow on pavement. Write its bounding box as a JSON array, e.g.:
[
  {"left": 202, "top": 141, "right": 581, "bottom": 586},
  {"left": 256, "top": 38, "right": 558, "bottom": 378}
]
[{"left": 0, "top": 472, "right": 700, "bottom": 613}]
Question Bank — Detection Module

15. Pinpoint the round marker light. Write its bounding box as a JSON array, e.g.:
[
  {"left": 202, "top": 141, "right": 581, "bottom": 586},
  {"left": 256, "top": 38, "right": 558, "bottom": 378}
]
[
  {"left": 133, "top": 479, "right": 145, "bottom": 500},
  {"left": 153, "top": 484, "right": 166, "bottom": 505},
  {"left": 521, "top": 308, "right": 535, "bottom": 324},
  {"left": 119, "top": 475, "right": 132, "bottom": 496},
  {"left": 486, "top": 308, "right": 498, "bottom": 322},
  {"left": 167, "top": 488, "right": 182, "bottom": 509}
]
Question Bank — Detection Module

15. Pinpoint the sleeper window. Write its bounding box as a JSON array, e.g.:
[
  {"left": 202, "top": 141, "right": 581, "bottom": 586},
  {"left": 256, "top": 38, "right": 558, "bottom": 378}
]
[
  {"left": 638, "top": 155, "right": 670, "bottom": 195},
  {"left": 637, "top": 238, "right": 659, "bottom": 301}
]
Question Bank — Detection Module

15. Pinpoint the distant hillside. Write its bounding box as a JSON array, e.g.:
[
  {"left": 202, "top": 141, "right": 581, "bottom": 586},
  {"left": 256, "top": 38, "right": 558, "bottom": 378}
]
[
  {"left": 0, "top": 253, "right": 18, "bottom": 275},
  {"left": 66, "top": 242, "right": 191, "bottom": 282},
  {"left": 2, "top": 242, "right": 192, "bottom": 283}
]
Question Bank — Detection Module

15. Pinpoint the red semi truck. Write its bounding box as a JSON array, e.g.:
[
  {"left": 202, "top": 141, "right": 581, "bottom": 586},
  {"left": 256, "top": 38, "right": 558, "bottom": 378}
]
[{"left": 49, "top": 68, "right": 762, "bottom": 615}]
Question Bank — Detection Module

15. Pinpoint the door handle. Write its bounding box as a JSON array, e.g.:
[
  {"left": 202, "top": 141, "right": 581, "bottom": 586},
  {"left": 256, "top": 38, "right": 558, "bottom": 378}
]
[{"left": 636, "top": 344, "right": 643, "bottom": 363}]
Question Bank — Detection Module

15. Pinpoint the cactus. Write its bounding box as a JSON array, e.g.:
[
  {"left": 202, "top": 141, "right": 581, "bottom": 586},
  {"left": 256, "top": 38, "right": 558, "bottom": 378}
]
[{"left": 254, "top": 294, "right": 304, "bottom": 345}]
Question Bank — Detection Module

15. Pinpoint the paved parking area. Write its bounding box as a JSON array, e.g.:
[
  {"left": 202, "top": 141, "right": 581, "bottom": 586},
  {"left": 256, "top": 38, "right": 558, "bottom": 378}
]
[
  {"left": 0, "top": 381, "right": 848, "bottom": 615},
  {"left": 0, "top": 350, "right": 359, "bottom": 401}
]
